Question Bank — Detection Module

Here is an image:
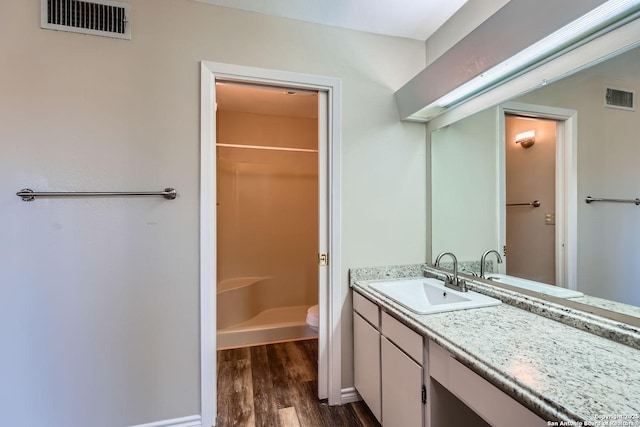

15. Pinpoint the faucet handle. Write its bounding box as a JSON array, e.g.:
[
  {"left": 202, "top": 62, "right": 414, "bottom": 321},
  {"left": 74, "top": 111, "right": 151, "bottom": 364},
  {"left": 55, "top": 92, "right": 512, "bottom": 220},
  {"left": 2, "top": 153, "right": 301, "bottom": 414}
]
[{"left": 443, "top": 273, "right": 454, "bottom": 285}]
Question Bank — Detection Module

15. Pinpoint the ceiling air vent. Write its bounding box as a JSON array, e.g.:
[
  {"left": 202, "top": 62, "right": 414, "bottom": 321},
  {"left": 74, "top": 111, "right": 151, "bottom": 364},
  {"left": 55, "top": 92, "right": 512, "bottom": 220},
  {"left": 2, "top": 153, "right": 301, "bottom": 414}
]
[
  {"left": 605, "top": 87, "right": 634, "bottom": 111},
  {"left": 41, "top": 0, "right": 131, "bottom": 40}
]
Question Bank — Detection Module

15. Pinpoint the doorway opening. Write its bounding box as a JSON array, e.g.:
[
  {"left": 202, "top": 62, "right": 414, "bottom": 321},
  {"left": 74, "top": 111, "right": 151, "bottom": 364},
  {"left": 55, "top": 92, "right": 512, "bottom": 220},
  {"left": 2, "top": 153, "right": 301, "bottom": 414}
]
[
  {"left": 215, "top": 81, "right": 320, "bottom": 349},
  {"left": 504, "top": 115, "right": 558, "bottom": 284},
  {"left": 200, "top": 62, "right": 343, "bottom": 427},
  {"left": 499, "top": 102, "right": 578, "bottom": 289}
]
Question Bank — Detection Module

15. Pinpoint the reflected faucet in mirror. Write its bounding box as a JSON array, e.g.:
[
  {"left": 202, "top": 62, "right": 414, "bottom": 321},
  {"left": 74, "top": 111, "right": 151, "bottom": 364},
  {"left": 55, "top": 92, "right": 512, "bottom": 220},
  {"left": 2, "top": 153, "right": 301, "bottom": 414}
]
[
  {"left": 434, "top": 251, "right": 468, "bottom": 292},
  {"left": 480, "top": 249, "right": 503, "bottom": 279}
]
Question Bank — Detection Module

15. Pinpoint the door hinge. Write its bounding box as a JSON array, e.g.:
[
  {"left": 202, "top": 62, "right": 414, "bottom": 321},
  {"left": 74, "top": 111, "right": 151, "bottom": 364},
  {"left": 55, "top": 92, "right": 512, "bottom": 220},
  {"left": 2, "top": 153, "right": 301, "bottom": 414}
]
[
  {"left": 318, "top": 252, "right": 329, "bottom": 266},
  {"left": 503, "top": 245, "right": 507, "bottom": 257},
  {"left": 421, "top": 385, "right": 426, "bottom": 404}
]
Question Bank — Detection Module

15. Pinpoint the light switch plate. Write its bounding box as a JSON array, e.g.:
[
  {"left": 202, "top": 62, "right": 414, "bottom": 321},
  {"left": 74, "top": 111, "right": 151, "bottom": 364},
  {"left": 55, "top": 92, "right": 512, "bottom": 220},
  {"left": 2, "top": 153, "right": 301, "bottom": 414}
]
[{"left": 545, "top": 212, "right": 555, "bottom": 225}]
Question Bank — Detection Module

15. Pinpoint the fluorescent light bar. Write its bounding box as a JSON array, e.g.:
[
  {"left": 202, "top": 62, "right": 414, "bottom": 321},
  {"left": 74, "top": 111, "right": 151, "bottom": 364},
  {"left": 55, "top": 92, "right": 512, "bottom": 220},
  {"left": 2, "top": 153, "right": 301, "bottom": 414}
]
[{"left": 434, "top": 0, "right": 640, "bottom": 108}]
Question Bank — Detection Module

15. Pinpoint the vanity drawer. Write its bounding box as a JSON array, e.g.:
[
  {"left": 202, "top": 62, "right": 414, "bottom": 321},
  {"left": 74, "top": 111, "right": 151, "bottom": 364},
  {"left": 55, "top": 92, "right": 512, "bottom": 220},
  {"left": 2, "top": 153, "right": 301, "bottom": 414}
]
[
  {"left": 353, "top": 291, "right": 379, "bottom": 328},
  {"left": 381, "top": 311, "right": 423, "bottom": 364}
]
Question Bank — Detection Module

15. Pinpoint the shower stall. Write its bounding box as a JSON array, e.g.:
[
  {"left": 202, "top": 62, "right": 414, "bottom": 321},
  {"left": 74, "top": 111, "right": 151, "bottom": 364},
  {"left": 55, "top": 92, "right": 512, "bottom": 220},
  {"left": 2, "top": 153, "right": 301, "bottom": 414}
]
[{"left": 215, "top": 83, "right": 319, "bottom": 349}]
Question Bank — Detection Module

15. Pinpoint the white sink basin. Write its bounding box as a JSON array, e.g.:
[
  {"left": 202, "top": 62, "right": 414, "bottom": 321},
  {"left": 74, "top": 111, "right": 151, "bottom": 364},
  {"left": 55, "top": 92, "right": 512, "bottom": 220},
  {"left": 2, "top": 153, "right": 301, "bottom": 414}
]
[
  {"left": 484, "top": 274, "right": 583, "bottom": 298},
  {"left": 368, "top": 278, "right": 501, "bottom": 315}
]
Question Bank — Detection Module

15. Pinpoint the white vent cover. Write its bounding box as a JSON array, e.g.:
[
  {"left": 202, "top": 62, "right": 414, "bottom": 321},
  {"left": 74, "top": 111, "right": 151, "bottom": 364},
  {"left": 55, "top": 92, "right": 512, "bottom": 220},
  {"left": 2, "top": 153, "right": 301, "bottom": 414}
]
[
  {"left": 41, "top": 0, "right": 131, "bottom": 40},
  {"left": 605, "top": 87, "right": 634, "bottom": 111}
]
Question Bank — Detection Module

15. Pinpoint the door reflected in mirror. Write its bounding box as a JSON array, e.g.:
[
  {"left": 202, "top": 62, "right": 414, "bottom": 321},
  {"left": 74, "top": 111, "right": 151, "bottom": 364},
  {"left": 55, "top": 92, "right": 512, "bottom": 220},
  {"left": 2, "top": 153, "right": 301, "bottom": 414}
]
[{"left": 506, "top": 115, "right": 557, "bottom": 285}]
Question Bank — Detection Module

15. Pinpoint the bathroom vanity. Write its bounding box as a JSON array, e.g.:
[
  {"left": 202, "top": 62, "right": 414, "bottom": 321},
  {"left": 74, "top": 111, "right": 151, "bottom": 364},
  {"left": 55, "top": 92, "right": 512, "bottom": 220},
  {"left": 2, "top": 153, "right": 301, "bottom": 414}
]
[
  {"left": 360, "top": 6, "right": 640, "bottom": 426},
  {"left": 351, "top": 265, "right": 640, "bottom": 427}
]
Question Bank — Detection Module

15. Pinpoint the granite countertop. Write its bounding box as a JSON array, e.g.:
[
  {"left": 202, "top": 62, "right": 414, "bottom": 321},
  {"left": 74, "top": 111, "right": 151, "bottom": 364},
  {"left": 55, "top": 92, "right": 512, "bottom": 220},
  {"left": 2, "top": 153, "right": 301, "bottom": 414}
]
[
  {"left": 568, "top": 294, "right": 640, "bottom": 320},
  {"left": 351, "top": 267, "right": 640, "bottom": 424}
]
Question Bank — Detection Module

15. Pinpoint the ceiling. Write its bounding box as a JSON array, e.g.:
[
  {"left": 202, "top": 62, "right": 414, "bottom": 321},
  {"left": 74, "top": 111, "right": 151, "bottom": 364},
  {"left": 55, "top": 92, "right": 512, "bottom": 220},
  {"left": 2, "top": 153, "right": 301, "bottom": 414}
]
[
  {"left": 196, "top": 0, "right": 468, "bottom": 41},
  {"left": 216, "top": 83, "right": 319, "bottom": 119}
]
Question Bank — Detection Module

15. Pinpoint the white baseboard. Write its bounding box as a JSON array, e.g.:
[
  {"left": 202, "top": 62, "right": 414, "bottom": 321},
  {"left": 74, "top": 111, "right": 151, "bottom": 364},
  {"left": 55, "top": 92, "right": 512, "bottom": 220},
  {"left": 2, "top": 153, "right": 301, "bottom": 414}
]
[
  {"left": 341, "top": 387, "right": 362, "bottom": 404},
  {"left": 129, "top": 415, "right": 201, "bottom": 427},
  {"left": 129, "top": 391, "right": 358, "bottom": 427}
]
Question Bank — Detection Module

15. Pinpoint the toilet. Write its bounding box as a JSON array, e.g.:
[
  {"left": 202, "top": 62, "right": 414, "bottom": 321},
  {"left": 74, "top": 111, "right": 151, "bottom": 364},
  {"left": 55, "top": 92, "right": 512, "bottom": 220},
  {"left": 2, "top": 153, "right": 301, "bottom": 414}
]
[{"left": 306, "top": 305, "right": 319, "bottom": 331}]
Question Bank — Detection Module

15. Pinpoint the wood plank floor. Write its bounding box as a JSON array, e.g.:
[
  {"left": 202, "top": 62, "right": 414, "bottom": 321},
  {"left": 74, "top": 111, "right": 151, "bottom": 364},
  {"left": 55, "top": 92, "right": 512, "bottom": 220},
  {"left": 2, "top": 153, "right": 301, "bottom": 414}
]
[{"left": 217, "top": 339, "right": 381, "bottom": 427}]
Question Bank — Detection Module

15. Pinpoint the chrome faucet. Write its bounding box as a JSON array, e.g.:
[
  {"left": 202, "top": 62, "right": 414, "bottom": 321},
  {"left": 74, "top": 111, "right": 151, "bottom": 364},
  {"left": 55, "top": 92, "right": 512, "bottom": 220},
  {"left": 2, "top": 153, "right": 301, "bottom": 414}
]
[
  {"left": 434, "top": 252, "right": 467, "bottom": 292},
  {"left": 480, "top": 249, "right": 503, "bottom": 278}
]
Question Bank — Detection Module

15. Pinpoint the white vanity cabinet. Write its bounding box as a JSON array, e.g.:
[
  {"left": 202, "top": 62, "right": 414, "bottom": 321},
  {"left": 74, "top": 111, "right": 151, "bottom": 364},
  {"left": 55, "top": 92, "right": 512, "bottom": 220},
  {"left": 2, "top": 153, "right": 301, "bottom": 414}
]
[
  {"left": 353, "top": 289, "right": 549, "bottom": 427},
  {"left": 380, "top": 312, "right": 424, "bottom": 427},
  {"left": 353, "top": 292, "right": 382, "bottom": 422},
  {"left": 353, "top": 292, "right": 425, "bottom": 426}
]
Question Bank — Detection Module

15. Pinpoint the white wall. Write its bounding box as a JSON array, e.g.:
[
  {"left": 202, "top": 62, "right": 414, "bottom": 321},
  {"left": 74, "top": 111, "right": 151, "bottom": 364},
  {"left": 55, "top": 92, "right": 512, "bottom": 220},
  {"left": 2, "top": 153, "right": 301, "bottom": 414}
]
[
  {"left": 431, "top": 108, "right": 499, "bottom": 263},
  {"left": 0, "top": 1, "right": 426, "bottom": 425}
]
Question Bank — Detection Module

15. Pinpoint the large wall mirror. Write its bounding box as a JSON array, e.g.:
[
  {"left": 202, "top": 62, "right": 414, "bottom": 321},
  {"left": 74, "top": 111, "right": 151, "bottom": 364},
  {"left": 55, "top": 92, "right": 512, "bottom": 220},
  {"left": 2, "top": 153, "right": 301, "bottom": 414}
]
[{"left": 429, "top": 19, "right": 640, "bottom": 324}]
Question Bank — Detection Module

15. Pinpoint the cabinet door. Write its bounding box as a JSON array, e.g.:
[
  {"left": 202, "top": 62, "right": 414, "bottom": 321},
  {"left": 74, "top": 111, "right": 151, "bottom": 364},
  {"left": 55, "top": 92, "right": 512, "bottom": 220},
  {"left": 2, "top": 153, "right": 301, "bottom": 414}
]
[
  {"left": 354, "top": 312, "right": 381, "bottom": 422},
  {"left": 381, "top": 336, "right": 423, "bottom": 427}
]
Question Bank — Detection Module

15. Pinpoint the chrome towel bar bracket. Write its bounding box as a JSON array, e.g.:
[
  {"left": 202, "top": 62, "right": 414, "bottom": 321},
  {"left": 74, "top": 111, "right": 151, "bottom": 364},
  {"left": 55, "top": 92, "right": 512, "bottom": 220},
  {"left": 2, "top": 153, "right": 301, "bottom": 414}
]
[{"left": 16, "top": 188, "right": 177, "bottom": 202}]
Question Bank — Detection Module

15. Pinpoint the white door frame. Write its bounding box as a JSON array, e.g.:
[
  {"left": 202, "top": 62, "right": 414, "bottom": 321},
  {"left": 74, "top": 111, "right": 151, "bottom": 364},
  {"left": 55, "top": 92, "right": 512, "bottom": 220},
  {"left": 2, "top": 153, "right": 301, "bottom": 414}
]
[
  {"left": 200, "top": 61, "right": 342, "bottom": 427},
  {"left": 498, "top": 102, "right": 577, "bottom": 289}
]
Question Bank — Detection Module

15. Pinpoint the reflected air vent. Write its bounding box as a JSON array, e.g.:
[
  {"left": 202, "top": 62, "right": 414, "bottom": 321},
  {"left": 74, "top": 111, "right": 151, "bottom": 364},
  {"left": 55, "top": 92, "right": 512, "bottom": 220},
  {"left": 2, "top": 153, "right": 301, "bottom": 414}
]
[
  {"left": 605, "top": 87, "right": 634, "bottom": 111},
  {"left": 41, "top": 0, "right": 131, "bottom": 40}
]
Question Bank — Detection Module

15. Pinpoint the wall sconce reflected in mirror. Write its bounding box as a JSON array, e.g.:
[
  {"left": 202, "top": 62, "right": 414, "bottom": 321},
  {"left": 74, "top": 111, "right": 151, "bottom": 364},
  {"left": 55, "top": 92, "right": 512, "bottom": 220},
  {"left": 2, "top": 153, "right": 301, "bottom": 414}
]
[{"left": 515, "top": 130, "right": 536, "bottom": 148}]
